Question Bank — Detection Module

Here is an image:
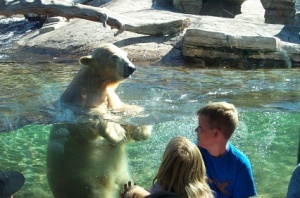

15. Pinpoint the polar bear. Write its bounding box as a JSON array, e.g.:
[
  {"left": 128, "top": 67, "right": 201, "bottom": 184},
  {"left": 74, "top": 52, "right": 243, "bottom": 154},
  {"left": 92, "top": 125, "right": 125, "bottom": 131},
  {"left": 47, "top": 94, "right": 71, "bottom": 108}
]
[{"left": 46, "top": 43, "right": 152, "bottom": 198}]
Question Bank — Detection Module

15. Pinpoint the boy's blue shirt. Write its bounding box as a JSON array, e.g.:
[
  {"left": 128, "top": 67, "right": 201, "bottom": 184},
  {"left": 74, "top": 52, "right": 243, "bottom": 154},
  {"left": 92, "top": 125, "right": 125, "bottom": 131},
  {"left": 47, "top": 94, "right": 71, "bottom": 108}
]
[{"left": 198, "top": 142, "right": 257, "bottom": 198}]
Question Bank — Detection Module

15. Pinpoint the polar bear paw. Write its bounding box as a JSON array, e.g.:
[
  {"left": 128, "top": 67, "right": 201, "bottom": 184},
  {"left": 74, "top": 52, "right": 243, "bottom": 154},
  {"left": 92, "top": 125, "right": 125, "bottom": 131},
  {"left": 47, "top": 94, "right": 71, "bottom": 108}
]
[
  {"left": 123, "top": 125, "right": 152, "bottom": 141},
  {"left": 97, "top": 120, "right": 127, "bottom": 144}
]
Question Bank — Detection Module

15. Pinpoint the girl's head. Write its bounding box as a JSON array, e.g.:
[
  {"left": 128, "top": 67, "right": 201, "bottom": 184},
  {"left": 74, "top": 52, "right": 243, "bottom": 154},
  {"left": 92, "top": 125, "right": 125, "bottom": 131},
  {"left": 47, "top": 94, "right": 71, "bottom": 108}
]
[{"left": 153, "top": 136, "right": 212, "bottom": 198}]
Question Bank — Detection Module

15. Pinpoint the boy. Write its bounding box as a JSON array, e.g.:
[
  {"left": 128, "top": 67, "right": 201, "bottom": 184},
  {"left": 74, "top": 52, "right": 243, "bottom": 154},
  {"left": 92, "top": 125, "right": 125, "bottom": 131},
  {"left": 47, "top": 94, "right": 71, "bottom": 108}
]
[{"left": 195, "top": 101, "right": 257, "bottom": 198}]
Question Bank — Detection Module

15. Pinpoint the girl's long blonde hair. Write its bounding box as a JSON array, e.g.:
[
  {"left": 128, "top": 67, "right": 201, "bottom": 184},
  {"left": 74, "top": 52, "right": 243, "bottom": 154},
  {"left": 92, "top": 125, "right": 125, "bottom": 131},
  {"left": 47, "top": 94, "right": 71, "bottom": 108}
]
[{"left": 152, "top": 136, "right": 213, "bottom": 198}]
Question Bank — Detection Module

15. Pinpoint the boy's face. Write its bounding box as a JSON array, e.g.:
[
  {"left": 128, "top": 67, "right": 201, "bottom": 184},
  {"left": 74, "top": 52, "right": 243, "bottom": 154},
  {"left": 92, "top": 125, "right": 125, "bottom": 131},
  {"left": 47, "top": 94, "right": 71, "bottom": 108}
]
[{"left": 195, "top": 115, "right": 217, "bottom": 149}]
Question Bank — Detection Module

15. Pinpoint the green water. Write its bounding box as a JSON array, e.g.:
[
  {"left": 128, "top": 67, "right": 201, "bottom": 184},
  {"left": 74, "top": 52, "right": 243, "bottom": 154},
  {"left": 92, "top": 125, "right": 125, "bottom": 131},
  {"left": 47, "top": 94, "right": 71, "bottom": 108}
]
[{"left": 0, "top": 62, "right": 299, "bottom": 197}]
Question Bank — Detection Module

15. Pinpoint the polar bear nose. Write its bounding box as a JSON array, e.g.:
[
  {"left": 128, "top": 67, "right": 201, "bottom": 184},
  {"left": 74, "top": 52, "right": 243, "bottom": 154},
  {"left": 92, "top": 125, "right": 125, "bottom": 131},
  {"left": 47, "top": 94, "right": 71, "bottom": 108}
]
[{"left": 124, "top": 64, "right": 136, "bottom": 77}]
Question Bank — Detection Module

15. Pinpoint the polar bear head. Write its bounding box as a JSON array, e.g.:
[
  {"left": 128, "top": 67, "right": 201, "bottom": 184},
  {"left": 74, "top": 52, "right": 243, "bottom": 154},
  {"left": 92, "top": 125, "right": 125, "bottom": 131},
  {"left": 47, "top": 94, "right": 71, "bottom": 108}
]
[{"left": 79, "top": 43, "right": 136, "bottom": 84}]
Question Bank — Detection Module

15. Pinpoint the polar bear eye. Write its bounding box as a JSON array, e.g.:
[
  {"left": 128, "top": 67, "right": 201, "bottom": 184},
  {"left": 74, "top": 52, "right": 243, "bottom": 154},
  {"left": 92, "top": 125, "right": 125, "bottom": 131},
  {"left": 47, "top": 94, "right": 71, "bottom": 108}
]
[{"left": 111, "top": 54, "right": 119, "bottom": 60}]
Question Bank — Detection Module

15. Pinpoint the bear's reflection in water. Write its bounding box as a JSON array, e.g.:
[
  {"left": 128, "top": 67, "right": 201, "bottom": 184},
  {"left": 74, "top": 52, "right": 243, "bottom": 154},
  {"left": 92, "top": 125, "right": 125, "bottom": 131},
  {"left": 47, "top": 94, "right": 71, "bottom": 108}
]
[{"left": 46, "top": 43, "right": 152, "bottom": 198}]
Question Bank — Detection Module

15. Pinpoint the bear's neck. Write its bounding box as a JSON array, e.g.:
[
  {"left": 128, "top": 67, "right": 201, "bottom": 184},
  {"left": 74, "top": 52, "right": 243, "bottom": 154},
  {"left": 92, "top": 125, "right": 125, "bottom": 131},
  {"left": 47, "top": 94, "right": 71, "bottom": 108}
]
[{"left": 58, "top": 67, "right": 117, "bottom": 108}]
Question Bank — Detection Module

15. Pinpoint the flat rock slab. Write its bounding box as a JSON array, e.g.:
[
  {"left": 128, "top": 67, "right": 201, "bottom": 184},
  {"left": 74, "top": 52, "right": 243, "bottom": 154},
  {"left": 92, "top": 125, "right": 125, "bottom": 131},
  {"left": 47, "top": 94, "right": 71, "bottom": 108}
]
[
  {"left": 182, "top": 26, "right": 300, "bottom": 68},
  {"left": 184, "top": 29, "right": 279, "bottom": 50}
]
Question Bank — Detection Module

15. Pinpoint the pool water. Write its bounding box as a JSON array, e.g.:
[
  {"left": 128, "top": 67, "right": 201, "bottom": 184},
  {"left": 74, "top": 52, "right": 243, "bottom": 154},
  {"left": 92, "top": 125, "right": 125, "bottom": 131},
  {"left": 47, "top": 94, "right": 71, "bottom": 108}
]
[{"left": 0, "top": 61, "right": 299, "bottom": 197}]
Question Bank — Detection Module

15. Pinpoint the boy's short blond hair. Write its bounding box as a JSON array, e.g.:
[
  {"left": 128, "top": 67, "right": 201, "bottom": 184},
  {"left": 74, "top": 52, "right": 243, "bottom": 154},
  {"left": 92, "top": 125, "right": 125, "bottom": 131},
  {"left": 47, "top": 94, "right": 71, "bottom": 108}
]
[{"left": 197, "top": 102, "right": 238, "bottom": 140}]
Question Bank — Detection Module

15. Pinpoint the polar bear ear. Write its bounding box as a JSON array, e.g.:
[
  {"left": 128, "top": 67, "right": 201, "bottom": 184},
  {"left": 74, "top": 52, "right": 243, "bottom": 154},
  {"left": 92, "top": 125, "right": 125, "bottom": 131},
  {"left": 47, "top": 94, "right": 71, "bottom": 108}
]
[{"left": 79, "top": 55, "right": 92, "bottom": 66}]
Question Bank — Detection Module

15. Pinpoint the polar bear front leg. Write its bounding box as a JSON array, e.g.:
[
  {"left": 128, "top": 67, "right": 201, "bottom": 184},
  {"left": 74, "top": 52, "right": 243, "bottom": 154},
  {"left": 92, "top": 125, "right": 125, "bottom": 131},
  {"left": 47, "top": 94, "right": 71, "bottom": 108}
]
[
  {"left": 106, "top": 87, "right": 124, "bottom": 110},
  {"left": 106, "top": 88, "right": 144, "bottom": 115},
  {"left": 96, "top": 120, "right": 128, "bottom": 144}
]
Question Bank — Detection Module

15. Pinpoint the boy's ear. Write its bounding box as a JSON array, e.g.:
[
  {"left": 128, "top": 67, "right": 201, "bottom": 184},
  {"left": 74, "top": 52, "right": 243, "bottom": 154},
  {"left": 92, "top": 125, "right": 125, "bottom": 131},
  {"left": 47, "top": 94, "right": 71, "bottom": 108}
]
[{"left": 214, "top": 128, "right": 221, "bottom": 137}]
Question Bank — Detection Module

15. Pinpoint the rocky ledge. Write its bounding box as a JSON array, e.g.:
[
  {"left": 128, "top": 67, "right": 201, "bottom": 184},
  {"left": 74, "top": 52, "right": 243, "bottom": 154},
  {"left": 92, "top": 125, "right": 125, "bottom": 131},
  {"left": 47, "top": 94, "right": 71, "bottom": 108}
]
[
  {"left": 13, "top": 0, "right": 300, "bottom": 69},
  {"left": 182, "top": 21, "right": 300, "bottom": 69}
]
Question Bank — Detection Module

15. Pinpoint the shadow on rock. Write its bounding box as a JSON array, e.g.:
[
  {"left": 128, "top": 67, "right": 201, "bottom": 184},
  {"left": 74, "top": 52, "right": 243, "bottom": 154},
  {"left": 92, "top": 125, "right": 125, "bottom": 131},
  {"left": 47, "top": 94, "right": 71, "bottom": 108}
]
[
  {"left": 275, "top": 25, "right": 300, "bottom": 44},
  {"left": 201, "top": 0, "right": 242, "bottom": 18}
]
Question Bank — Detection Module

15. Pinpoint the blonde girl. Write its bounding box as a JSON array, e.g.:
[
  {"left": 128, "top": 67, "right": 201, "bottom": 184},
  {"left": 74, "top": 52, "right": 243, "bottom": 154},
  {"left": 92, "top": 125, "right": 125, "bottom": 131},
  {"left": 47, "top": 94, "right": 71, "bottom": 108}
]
[{"left": 150, "top": 136, "right": 213, "bottom": 198}]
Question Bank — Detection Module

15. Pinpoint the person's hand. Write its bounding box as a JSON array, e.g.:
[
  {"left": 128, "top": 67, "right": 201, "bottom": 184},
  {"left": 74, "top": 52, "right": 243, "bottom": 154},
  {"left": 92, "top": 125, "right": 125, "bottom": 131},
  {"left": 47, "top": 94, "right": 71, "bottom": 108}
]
[{"left": 120, "top": 181, "right": 150, "bottom": 198}]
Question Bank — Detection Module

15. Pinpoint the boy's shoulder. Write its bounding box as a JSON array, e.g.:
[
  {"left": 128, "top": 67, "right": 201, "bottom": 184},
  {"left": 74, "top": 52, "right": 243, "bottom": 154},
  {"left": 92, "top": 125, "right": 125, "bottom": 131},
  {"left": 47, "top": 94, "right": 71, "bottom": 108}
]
[{"left": 228, "top": 143, "right": 251, "bottom": 165}]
